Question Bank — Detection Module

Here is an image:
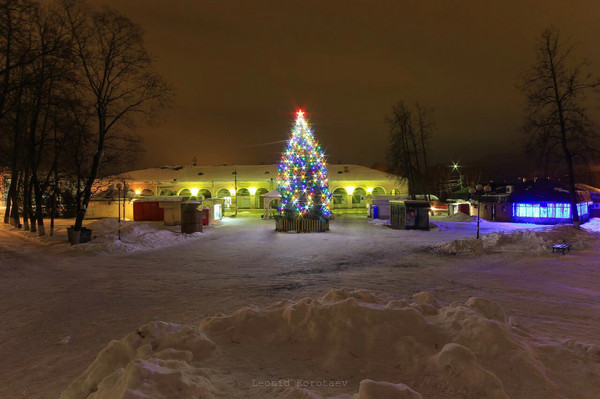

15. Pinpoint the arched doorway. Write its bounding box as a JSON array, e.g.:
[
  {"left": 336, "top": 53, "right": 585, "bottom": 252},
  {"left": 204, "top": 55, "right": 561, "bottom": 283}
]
[
  {"left": 217, "top": 188, "right": 232, "bottom": 208},
  {"left": 178, "top": 188, "right": 191, "bottom": 197},
  {"left": 237, "top": 188, "right": 250, "bottom": 209},
  {"left": 352, "top": 187, "right": 367, "bottom": 208},
  {"left": 255, "top": 188, "right": 269, "bottom": 208},
  {"left": 332, "top": 188, "right": 348, "bottom": 209},
  {"left": 141, "top": 189, "right": 154, "bottom": 196}
]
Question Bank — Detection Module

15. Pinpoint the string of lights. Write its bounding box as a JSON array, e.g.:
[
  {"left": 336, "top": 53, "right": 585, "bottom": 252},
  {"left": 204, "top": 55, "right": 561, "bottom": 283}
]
[{"left": 277, "top": 110, "right": 331, "bottom": 219}]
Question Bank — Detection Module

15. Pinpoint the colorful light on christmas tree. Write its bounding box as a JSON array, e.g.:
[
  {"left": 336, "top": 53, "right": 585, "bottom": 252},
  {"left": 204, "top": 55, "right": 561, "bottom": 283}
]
[{"left": 277, "top": 110, "right": 331, "bottom": 218}]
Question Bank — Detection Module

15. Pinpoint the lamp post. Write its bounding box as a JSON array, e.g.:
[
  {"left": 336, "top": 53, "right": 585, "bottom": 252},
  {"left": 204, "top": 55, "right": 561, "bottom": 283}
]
[
  {"left": 469, "top": 183, "right": 492, "bottom": 239},
  {"left": 116, "top": 183, "right": 122, "bottom": 241}
]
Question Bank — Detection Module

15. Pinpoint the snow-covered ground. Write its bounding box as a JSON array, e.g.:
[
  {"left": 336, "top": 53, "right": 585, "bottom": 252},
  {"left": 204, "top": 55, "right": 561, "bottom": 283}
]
[{"left": 1, "top": 213, "right": 599, "bottom": 398}]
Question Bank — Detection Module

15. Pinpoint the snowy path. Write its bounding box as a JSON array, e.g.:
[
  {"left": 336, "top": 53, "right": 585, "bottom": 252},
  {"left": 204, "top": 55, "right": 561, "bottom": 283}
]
[{"left": 0, "top": 214, "right": 599, "bottom": 398}]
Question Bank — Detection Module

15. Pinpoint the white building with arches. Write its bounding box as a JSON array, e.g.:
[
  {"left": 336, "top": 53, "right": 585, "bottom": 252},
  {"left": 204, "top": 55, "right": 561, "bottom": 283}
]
[{"left": 118, "top": 164, "right": 407, "bottom": 210}]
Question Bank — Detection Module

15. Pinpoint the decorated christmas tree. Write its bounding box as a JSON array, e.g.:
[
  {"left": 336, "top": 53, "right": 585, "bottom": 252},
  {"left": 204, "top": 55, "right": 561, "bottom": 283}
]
[{"left": 277, "top": 110, "right": 331, "bottom": 220}]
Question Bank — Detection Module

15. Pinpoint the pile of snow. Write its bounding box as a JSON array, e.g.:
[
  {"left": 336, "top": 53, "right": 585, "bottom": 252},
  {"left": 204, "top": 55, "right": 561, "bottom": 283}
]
[
  {"left": 67, "top": 219, "right": 202, "bottom": 254},
  {"left": 61, "top": 289, "right": 600, "bottom": 399},
  {"left": 582, "top": 217, "right": 600, "bottom": 233},
  {"left": 367, "top": 218, "right": 390, "bottom": 226},
  {"left": 431, "top": 223, "right": 598, "bottom": 256},
  {"left": 440, "top": 212, "right": 475, "bottom": 222}
]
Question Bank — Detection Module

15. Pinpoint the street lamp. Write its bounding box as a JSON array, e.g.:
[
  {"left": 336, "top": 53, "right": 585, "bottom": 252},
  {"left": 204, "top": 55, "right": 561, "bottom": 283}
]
[
  {"left": 450, "top": 161, "right": 464, "bottom": 189},
  {"left": 469, "top": 183, "right": 492, "bottom": 239},
  {"left": 116, "top": 183, "right": 122, "bottom": 241}
]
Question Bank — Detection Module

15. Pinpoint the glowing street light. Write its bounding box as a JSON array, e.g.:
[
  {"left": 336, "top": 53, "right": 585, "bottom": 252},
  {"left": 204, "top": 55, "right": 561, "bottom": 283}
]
[{"left": 449, "top": 161, "right": 464, "bottom": 189}]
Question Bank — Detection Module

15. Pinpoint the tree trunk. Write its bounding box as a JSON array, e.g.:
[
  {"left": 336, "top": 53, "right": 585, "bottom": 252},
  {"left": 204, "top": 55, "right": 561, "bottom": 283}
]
[
  {"left": 9, "top": 171, "right": 22, "bottom": 228},
  {"left": 50, "top": 173, "right": 58, "bottom": 237},
  {"left": 547, "top": 40, "right": 580, "bottom": 228},
  {"left": 74, "top": 129, "right": 105, "bottom": 231},
  {"left": 32, "top": 175, "right": 45, "bottom": 236},
  {"left": 4, "top": 175, "right": 15, "bottom": 224},
  {"left": 22, "top": 173, "right": 30, "bottom": 231}
]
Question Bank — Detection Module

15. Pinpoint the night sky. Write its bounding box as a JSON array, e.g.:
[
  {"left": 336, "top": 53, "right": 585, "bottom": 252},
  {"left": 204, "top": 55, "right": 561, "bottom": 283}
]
[{"left": 103, "top": 0, "right": 600, "bottom": 177}]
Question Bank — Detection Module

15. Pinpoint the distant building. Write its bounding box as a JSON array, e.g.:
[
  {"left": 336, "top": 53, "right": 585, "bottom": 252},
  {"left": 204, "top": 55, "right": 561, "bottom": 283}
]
[
  {"left": 576, "top": 184, "right": 600, "bottom": 218},
  {"left": 450, "top": 180, "right": 593, "bottom": 224},
  {"left": 109, "top": 164, "right": 407, "bottom": 211}
]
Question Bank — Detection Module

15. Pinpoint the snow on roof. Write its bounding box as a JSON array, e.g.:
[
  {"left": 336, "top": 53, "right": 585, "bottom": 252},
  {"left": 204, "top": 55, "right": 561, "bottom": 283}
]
[
  {"left": 264, "top": 189, "right": 280, "bottom": 198},
  {"left": 575, "top": 183, "right": 600, "bottom": 193},
  {"left": 117, "top": 164, "right": 398, "bottom": 183}
]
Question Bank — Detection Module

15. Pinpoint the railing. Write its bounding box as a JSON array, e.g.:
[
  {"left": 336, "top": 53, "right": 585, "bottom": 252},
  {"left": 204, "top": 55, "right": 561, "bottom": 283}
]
[{"left": 275, "top": 217, "right": 329, "bottom": 232}]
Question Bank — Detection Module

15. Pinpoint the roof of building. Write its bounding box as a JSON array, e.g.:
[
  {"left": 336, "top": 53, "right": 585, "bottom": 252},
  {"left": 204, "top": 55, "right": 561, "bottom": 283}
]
[
  {"left": 118, "top": 164, "right": 399, "bottom": 183},
  {"left": 575, "top": 183, "right": 600, "bottom": 193},
  {"left": 448, "top": 180, "right": 593, "bottom": 203}
]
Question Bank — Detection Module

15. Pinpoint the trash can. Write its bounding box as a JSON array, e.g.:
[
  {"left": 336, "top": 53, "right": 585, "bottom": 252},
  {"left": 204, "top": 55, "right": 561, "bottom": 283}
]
[
  {"left": 67, "top": 226, "right": 92, "bottom": 245},
  {"left": 67, "top": 227, "right": 80, "bottom": 245},
  {"left": 80, "top": 227, "right": 92, "bottom": 243},
  {"left": 181, "top": 201, "right": 203, "bottom": 233},
  {"left": 372, "top": 205, "right": 379, "bottom": 219}
]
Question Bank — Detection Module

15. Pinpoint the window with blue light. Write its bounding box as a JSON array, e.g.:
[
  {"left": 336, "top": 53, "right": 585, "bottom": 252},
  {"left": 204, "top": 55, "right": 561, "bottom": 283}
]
[
  {"left": 513, "top": 203, "right": 571, "bottom": 218},
  {"left": 577, "top": 202, "right": 589, "bottom": 217}
]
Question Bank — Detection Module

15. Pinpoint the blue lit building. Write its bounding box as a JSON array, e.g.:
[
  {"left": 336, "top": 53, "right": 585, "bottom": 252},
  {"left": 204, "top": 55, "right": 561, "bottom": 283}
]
[{"left": 454, "top": 180, "right": 593, "bottom": 225}]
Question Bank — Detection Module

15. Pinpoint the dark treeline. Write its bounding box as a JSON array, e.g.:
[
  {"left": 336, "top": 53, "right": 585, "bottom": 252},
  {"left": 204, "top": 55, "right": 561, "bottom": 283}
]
[
  {"left": 0, "top": 0, "right": 171, "bottom": 236},
  {"left": 386, "top": 102, "right": 434, "bottom": 199}
]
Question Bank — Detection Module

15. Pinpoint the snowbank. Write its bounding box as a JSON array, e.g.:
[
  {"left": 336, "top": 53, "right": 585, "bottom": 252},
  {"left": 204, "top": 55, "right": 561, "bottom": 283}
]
[
  {"left": 440, "top": 212, "right": 476, "bottom": 222},
  {"left": 367, "top": 218, "right": 391, "bottom": 226},
  {"left": 61, "top": 289, "right": 600, "bottom": 399},
  {"left": 67, "top": 219, "right": 203, "bottom": 254},
  {"left": 431, "top": 223, "right": 598, "bottom": 255}
]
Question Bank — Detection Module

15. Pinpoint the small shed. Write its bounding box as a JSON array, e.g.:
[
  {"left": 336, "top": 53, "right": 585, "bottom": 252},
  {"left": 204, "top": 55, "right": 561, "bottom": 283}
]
[
  {"left": 133, "top": 200, "right": 164, "bottom": 221},
  {"left": 389, "top": 200, "right": 430, "bottom": 230},
  {"left": 262, "top": 189, "right": 280, "bottom": 219},
  {"left": 159, "top": 197, "right": 224, "bottom": 225}
]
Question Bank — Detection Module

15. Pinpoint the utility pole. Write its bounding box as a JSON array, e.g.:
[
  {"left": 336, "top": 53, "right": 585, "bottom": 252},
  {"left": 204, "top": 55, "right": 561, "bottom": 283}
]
[{"left": 234, "top": 166, "right": 238, "bottom": 216}]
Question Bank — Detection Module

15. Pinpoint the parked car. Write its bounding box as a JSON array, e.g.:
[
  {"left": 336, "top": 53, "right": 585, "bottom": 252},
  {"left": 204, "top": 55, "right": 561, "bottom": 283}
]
[{"left": 429, "top": 200, "right": 448, "bottom": 216}]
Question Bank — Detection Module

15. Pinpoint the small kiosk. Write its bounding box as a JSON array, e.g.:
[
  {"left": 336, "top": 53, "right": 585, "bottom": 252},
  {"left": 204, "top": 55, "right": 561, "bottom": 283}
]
[
  {"left": 366, "top": 195, "right": 405, "bottom": 219},
  {"left": 390, "top": 200, "right": 430, "bottom": 230}
]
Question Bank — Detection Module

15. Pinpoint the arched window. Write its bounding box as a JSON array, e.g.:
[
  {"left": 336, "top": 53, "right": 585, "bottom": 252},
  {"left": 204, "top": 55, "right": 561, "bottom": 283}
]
[
  {"left": 159, "top": 189, "right": 175, "bottom": 196},
  {"left": 199, "top": 189, "right": 211, "bottom": 199},
  {"left": 217, "top": 188, "right": 231, "bottom": 198},
  {"left": 373, "top": 187, "right": 386, "bottom": 196}
]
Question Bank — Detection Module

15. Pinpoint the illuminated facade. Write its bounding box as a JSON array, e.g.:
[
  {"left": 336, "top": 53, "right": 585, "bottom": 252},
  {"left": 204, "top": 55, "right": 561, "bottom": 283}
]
[
  {"left": 462, "top": 180, "right": 593, "bottom": 224},
  {"left": 512, "top": 202, "right": 589, "bottom": 220},
  {"left": 114, "top": 164, "right": 407, "bottom": 210}
]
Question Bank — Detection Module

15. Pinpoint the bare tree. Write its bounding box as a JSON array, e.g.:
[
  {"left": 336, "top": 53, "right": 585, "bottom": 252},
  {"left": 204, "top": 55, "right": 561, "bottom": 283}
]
[
  {"left": 63, "top": 0, "right": 171, "bottom": 231},
  {"left": 520, "top": 27, "right": 600, "bottom": 227},
  {"left": 386, "top": 102, "right": 434, "bottom": 199}
]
